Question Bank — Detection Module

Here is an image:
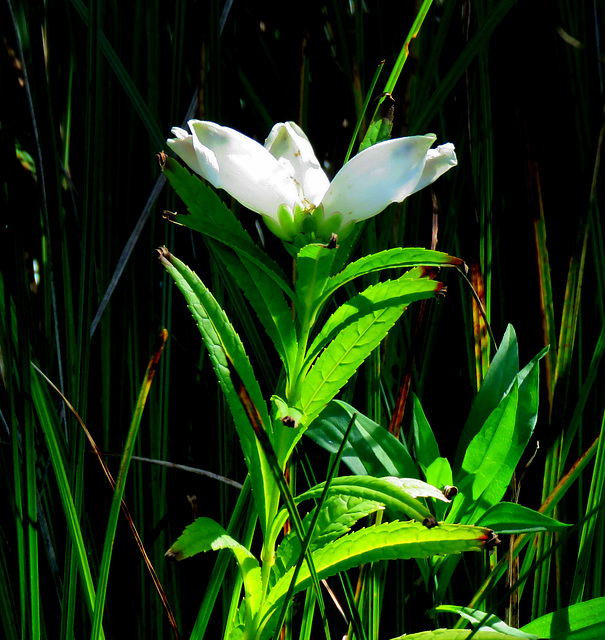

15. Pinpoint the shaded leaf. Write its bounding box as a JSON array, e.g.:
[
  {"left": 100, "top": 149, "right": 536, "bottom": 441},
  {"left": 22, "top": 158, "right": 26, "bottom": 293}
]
[{"left": 306, "top": 400, "right": 417, "bottom": 477}]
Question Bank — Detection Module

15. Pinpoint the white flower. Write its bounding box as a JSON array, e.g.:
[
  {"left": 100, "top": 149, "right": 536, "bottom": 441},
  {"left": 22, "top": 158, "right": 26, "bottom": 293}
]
[{"left": 167, "top": 120, "right": 457, "bottom": 243}]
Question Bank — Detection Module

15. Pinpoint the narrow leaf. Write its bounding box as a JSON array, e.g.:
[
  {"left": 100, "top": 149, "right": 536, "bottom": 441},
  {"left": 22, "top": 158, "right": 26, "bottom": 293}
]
[
  {"left": 477, "top": 502, "right": 571, "bottom": 534},
  {"left": 158, "top": 248, "right": 276, "bottom": 535},
  {"left": 160, "top": 155, "right": 293, "bottom": 300}
]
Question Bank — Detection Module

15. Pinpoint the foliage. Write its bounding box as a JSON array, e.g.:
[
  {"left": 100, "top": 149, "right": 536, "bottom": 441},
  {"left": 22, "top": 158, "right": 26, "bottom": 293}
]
[{"left": 1, "top": 1, "right": 604, "bottom": 640}]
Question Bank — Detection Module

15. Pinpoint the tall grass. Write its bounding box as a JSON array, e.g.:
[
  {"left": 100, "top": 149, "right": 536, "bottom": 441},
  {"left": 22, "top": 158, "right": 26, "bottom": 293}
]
[{"left": 1, "top": 0, "right": 603, "bottom": 638}]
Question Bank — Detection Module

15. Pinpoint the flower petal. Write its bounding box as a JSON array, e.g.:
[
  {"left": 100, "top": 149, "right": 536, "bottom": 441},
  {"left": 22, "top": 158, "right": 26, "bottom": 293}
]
[
  {"left": 410, "top": 142, "right": 458, "bottom": 195},
  {"left": 167, "top": 120, "right": 301, "bottom": 221},
  {"left": 264, "top": 122, "right": 330, "bottom": 207},
  {"left": 167, "top": 127, "right": 202, "bottom": 175},
  {"left": 320, "top": 134, "right": 448, "bottom": 224}
]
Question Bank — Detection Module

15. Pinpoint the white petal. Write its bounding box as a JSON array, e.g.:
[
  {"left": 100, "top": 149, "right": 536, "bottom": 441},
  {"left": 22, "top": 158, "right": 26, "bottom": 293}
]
[
  {"left": 410, "top": 142, "right": 458, "bottom": 195},
  {"left": 264, "top": 122, "right": 330, "bottom": 207},
  {"left": 168, "top": 120, "right": 301, "bottom": 221},
  {"left": 167, "top": 127, "right": 201, "bottom": 175},
  {"left": 321, "top": 135, "right": 438, "bottom": 223}
]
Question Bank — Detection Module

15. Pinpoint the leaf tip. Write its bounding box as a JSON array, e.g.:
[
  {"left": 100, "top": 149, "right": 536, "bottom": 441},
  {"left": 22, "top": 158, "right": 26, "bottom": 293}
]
[
  {"left": 165, "top": 548, "right": 183, "bottom": 562},
  {"left": 482, "top": 529, "right": 501, "bottom": 553},
  {"left": 156, "top": 245, "right": 172, "bottom": 265}
]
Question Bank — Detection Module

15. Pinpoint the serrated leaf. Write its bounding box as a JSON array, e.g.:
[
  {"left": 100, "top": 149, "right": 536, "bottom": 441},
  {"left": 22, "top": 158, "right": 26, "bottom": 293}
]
[
  {"left": 383, "top": 477, "right": 450, "bottom": 503},
  {"left": 158, "top": 249, "right": 277, "bottom": 535},
  {"left": 304, "top": 276, "right": 441, "bottom": 373},
  {"left": 161, "top": 156, "right": 293, "bottom": 300},
  {"left": 218, "top": 248, "right": 297, "bottom": 378},
  {"left": 273, "top": 494, "right": 384, "bottom": 581},
  {"left": 260, "top": 521, "right": 495, "bottom": 639},
  {"left": 166, "top": 518, "right": 263, "bottom": 619},
  {"left": 477, "top": 502, "right": 571, "bottom": 534},
  {"left": 295, "top": 475, "right": 436, "bottom": 524},
  {"left": 306, "top": 400, "right": 417, "bottom": 477},
  {"left": 323, "top": 247, "right": 463, "bottom": 301},
  {"left": 301, "top": 276, "right": 443, "bottom": 424}
]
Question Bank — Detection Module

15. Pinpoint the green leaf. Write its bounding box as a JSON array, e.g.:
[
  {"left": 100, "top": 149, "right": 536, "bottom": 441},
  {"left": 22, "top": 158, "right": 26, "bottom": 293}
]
[
  {"left": 295, "top": 242, "right": 339, "bottom": 320},
  {"left": 390, "top": 631, "right": 533, "bottom": 640},
  {"left": 454, "top": 324, "right": 520, "bottom": 471},
  {"left": 435, "top": 606, "right": 540, "bottom": 639},
  {"left": 304, "top": 276, "right": 440, "bottom": 374},
  {"left": 412, "top": 393, "right": 442, "bottom": 476},
  {"left": 324, "top": 247, "right": 463, "bottom": 302},
  {"left": 295, "top": 475, "right": 438, "bottom": 524},
  {"left": 521, "top": 597, "right": 605, "bottom": 639},
  {"left": 300, "top": 276, "right": 443, "bottom": 424},
  {"left": 306, "top": 400, "right": 418, "bottom": 477},
  {"left": 261, "top": 521, "right": 496, "bottom": 640},
  {"left": 448, "top": 339, "right": 546, "bottom": 524},
  {"left": 166, "top": 518, "right": 263, "bottom": 619},
  {"left": 161, "top": 156, "right": 293, "bottom": 300},
  {"left": 447, "top": 381, "right": 519, "bottom": 524},
  {"left": 218, "top": 248, "right": 298, "bottom": 378},
  {"left": 477, "top": 502, "right": 571, "bottom": 534},
  {"left": 158, "top": 248, "right": 277, "bottom": 536},
  {"left": 273, "top": 494, "right": 384, "bottom": 581}
]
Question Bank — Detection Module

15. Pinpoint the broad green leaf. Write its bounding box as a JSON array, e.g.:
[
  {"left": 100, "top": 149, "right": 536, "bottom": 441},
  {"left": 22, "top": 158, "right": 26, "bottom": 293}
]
[
  {"left": 448, "top": 342, "right": 545, "bottom": 525},
  {"left": 161, "top": 156, "right": 293, "bottom": 300},
  {"left": 447, "top": 382, "right": 519, "bottom": 524},
  {"left": 273, "top": 495, "right": 384, "bottom": 581},
  {"left": 158, "top": 249, "right": 277, "bottom": 535},
  {"left": 261, "top": 521, "right": 495, "bottom": 640},
  {"left": 295, "top": 475, "right": 437, "bottom": 524},
  {"left": 166, "top": 518, "right": 263, "bottom": 619},
  {"left": 306, "top": 400, "right": 417, "bottom": 477},
  {"left": 435, "top": 606, "right": 540, "bottom": 639},
  {"left": 412, "top": 392, "right": 442, "bottom": 475},
  {"left": 300, "top": 276, "right": 443, "bottom": 424},
  {"left": 521, "top": 597, "right": 605, "bottom": 639},
  {"left": 454, "top": 324, "right": 520, "bottom": 471},
  {"left": 323, "top": 247, "right": 463, "bottom": 302},
  {"left": 424, "top": 458, "right": 454, "bottom": 493},
  {"left": 445, "top": 395, "right": 514, "bottom": 525},
  {"left": 477, "top": 502, "right": 571, "bottom": 534}
]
